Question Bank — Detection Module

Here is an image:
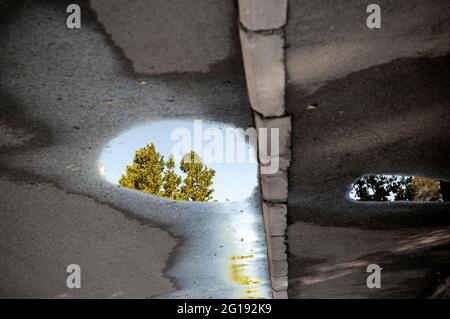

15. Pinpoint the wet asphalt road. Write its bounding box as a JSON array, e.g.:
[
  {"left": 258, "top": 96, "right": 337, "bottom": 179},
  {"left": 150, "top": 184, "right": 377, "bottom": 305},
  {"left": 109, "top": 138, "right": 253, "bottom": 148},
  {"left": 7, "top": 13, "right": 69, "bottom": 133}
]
[
  {"left": 286, "top": 0, "right": 450, "bottom": 298},
  {"left": 2, "top": 0, "right": 450, "bottom": 299},
  {"left": 0, "top": 0, "right": 271, "bottom": 298}
]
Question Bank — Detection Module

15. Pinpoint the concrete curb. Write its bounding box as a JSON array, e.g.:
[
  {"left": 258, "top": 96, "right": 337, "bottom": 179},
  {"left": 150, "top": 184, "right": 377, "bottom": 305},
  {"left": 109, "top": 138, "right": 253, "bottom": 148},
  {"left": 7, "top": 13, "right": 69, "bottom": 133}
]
[
  {"left": 238, "top": 0, "right": 290, "bottom": 299},
  {"left": 238, "top": 0, "right": 288, "bottom": 31}
]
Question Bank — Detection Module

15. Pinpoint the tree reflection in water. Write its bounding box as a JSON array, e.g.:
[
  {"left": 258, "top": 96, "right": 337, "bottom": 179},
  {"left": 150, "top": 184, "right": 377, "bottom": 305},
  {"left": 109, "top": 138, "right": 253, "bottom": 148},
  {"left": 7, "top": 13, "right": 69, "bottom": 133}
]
[{"left": 350, "top": 175, "right": 449, "bottom": 202}]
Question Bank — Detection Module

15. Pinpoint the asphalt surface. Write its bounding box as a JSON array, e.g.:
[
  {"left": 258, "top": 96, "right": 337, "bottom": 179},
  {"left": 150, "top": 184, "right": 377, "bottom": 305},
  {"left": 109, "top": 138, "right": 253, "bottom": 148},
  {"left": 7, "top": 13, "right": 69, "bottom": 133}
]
[
  {"left": 286, "top": 0, "right": 450, "bottom": 298},
  {"left": 2, "top": 0, "right": 449, "bottom": 299},
  {"left": 0, "top": 0, "right": 271, "bottom": 298},
  {"left": 90, "top": 0, "right": 239, "bottom": 74}
]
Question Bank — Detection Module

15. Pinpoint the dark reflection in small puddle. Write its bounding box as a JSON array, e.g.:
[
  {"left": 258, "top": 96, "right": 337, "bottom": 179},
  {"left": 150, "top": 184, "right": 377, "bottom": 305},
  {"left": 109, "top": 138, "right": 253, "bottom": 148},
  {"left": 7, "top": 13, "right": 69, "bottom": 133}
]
[{"left": 350, "top": 175, "right": 449, "bottom": 202}]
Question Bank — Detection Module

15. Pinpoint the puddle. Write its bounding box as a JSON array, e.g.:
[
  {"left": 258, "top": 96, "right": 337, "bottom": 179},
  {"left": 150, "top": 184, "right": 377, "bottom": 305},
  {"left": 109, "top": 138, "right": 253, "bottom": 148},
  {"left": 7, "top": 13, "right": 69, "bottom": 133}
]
[
  {"left": 98, "top": 119, "right": 272, "bottom": 298},
  {"left": 99, "top": 120, "right": 258, "bottom": 202},
  {"left": 350, "top": 175, "right": 449, "bottom": 202}
]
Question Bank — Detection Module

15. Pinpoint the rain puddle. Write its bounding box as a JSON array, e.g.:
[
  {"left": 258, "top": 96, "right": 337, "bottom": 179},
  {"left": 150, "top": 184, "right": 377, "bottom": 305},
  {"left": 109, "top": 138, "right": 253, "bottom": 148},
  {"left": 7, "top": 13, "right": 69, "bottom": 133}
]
[
  {"left": 350, "top": 175, "right": 449, "bottom": 202},
  {"left": 99, "top": 119, "right": 258, "bottom": 202},
  {"left": 98, "top": 120, "right": 272, "bottom": 298}
]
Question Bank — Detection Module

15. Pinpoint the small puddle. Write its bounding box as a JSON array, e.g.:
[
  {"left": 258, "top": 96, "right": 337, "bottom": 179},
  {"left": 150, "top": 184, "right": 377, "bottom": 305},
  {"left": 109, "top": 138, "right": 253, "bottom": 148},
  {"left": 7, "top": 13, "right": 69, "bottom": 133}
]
[{"left": 350, "top": 175, "right": 449, "bottom": 202}]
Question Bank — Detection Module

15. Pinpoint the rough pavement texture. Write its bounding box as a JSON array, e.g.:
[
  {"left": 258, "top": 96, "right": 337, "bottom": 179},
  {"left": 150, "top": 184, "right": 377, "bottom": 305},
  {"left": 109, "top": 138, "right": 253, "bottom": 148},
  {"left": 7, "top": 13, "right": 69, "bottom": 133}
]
[
  {"left": 286, "top": 0, "right": 450, "bottom": 298},
  {"left": 90, "top": 0, "right": 239, "bottom": 74},
  {"left": 0, "top": 0, "right": 271, "bottom": 298},
  {"left": 0, "top": 178, "right": 175, "bottom": 298},
  {"left": 286, "top": 0, "right": 450, "bottom": 93}
]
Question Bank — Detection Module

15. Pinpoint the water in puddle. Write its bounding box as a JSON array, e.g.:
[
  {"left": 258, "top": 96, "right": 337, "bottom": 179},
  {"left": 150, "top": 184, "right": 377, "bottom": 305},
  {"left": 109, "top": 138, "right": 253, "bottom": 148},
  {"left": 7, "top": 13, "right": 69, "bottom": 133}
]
[
  {"left": 99, "top": 120, "right": 258, "bottom": 202},
  {"left": 98, "top": 120, "right": 272, "bottom": 298},
  {"left": 350, "top": 175, "right": 448, "bottom": 202}
]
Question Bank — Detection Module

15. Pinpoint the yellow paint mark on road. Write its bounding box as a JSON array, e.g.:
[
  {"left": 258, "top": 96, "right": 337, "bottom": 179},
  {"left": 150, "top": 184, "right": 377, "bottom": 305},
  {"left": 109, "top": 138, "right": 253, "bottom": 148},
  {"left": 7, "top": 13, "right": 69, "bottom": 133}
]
[
  {"left": 230, "top": 255, "right": 254, "bottom": 261},
  {"left": 229, "top": 255, "right": 264, "bottom": 299}
]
